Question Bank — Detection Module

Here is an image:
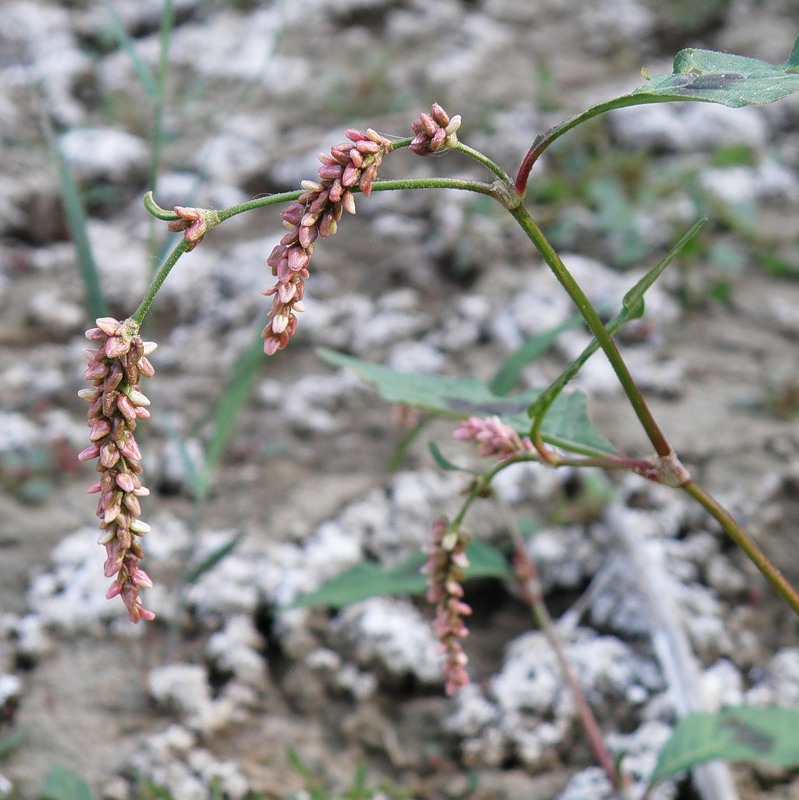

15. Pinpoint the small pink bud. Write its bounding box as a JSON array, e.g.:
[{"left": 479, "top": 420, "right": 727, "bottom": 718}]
[
  {"left": 104, "top": 336, "right": 130, "bottom": 359},
  {"left": 341, "top": 164, "right": 360, "bottom": 187},
  {"left": 341, "top": 191, "right": 357, "bottom": 215},
  {"left": 126, "top": 388, "right": 150, "bottom": 407},
  {"left": 270, "top": 313, "right": 290, "bottom": 334},
  {"left": 116, "top": 433, "right": 141, "bottom": 462},
  {"left": 78, "top": 444, "right": 100, "bottom": 462},
  {"left": 130, "top": 519, "right": 151, "bottom": 534},
  {"left": 115, "top": 472, "right": 136, "bottom": 492},
  {"left": 430, "top": 102, "right": 450, "bottom": 127},
  {"left": 95, "top": 317, "right": 121, "bottom": 336},
  {"left": 132, "top": 568, "right": 153, "bottom": 588},
  {"left": 89, "top": 419, "right": 112, "bottom": 441}
]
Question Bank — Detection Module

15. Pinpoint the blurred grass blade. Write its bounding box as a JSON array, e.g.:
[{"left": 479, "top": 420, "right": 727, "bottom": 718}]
[
  {"left": 428, "top": 440, "right": 473, "bottom": 472},
  {"left": 165, "top": 428, "right": 205, "bottom": 502},
  {"left": 182, "top": 531, "right": 244, "bottom": 585},
  {"left": 106, "top": 8, "right": 158, "bottom": 98},
  {"left": 489, "top": 314, "right": 583, "bottom": 396},
  {"left": 42, "top": 115, "right": 107, "bottom": 320},
  {"left": 150, "top": 0, "right": 175, "bottom": 191},
  {"left": 201, "top": 329, "right": 266, "bottom": 488},
  {"left": 622, "top": 219, "right": 707, "bottom": 314},
  {"left": 529, "top": 219, "right": 705, "bottom": 423},
  {"left": 386, "top": 416, "right": 428, "bottom": 473}
]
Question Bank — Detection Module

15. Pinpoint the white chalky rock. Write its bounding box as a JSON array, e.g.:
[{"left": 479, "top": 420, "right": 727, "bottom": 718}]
[
  {"left": 454, "top": 628, "right": 662, "bottom": 768},
  {"left": 206, "top": 614, "right": 267, "bottom": 688},
  {"left": 59, "top": 127, "right": 149, "bottom": 183},
  {"left": 129, "top": 723, "right": 250, "bottom": 800},
  {"left": 387, "top": 341, "right": 447, "bottom": 374},
  {"left": 701, "top": 659, "right": 744, "bottom": 711},
  {"left": 557, "top": 766, "right": 613, "bottom": 800},
  {"left": 0, "top": 674, "right": 21, "bottom": 707},
  {"left": 148, "top": 663, "right": 235, "bottom": 733},
  {"left": 746, "top": 648, "right": 799, "bottom": 709},
  {"left": 606, "top": 720, "right": 677, "bottom": 797},
  {"left": 331, "top": 597, "right": 443, "bottom": 686},
  {"left": 26, "top": 528, "right": 126, "bottom": 631},
  {"left": 611, "top": 102, "right": 770, "bottom": 153}
]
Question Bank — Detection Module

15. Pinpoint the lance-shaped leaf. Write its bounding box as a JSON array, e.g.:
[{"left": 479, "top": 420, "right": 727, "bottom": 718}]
[
  {"left": 650, "top": 706, "right": 799, "bottom": 787},
  {"left": 288, "top": 540, "right": 513, "bottom": 610},
  {"left": 633, "top": 39, "right": 799, "bottom": 106},
  {"left": 317, "top": 348, "right": 615, "bottom": 455},
  {"left": 517, "top": 37, "right": 799, "bottom": 192}
]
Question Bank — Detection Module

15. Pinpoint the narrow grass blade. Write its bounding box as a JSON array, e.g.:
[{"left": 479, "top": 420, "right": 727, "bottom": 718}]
[
  {"left": 528, "top": 219, "right": 706, "bottom": 423},
  {"left": 182, "top": 531, "right": 244, "bottom": 585},
  {"left": 428, "top": 440, "right": 473, "bottom": 472},
  {"left": 42, "top": 115, "right": 107, "bottom": 320},
  {"left": 386, "top": 416, "right": 428, "bottom": 473},
  {"left": 489, "top": 314, "right": 583, "bottom": 396},
  {"left": 201, "top": 329, "right": 266, "bottom": 489},
  {"left": 106, "top": 8, "right": 158, "bottom": 98}
]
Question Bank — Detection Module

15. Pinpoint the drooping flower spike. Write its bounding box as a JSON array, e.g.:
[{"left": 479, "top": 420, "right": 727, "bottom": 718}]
[
  {"left": 79, "top": 317, "right": 156, "bottom": 623},
  {"left": 422, "top": 516, "right": 472, "bottom": 695},
  {"left": 261, "top": 127, "right": 393, "bottom": 355}
]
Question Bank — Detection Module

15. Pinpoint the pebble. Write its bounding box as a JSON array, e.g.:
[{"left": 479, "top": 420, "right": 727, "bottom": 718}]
[{"left": 59, "top": 127, "right": 149, "bottom": 184}]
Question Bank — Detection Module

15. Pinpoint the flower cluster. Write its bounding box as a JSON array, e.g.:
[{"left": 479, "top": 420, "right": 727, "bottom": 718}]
[
  {"left": 409, "top": 102, "right": 461, "bottom": 156},
  {"left": 422, "top": 516, "right": 472, "bottom": 695},
  {"left": 454, "top": 415, "right": 533, "bottom": 460},
  {"left": 261, "top": 127, "right": 394, "bottom": 355},
  {"left": 167, "top": 206, "right": 220, "bottom": 251},
  {"left": 78, "top": 317, "right": 156, "bottom": 623}
]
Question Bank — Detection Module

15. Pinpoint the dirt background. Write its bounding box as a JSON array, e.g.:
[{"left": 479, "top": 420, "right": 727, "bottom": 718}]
[{"left": 2, "top": 1, "right": 799, "bottom": 798}]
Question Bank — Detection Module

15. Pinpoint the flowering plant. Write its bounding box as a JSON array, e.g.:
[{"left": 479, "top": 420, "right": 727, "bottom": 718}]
[{"left": 77, "top": 37, "right": 799, "bottom": 797}]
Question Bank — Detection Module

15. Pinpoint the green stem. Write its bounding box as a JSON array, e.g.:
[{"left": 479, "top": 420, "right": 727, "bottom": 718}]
[
  {"left": 682, "top": 481, "right": 799, "bottom": 617},
  {"left": 144, "top": 179, "right": 499, "bottom": 225},
  {"left": 452, "top": 141, "right": 515, "bottom": 184},
  {"left": 509, "top": 204, "right": 671, "bottom": 457},
  {"left": 132, "top": 238, "right": 190, "bottom": 325},
  {"left": 515, "top": 95, "right": 679, "bottom": 196}
]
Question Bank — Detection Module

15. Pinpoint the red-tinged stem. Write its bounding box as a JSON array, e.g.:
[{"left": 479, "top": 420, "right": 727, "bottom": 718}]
[{"left": 512, "top": 532, "right": 632, "bottom": 800}]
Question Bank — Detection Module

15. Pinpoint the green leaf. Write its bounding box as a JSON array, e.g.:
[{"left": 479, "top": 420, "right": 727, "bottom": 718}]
[
  {"left": 633, "top": 39, "right": 799, "bottom": 107},
  {"left": 518, "top": 39, "right": 799, "bottom": 183},
  {"left": 288, "top": 540, "right": 513, "bottom": 610},
  {"left": 650, "top": 706, "right": 799, "bottom": 786},
  {"left": 317, "top": 348, "right": 615, "bottom": 455},
  {"left": 488, "top": 314, "right": 584, "bottom": 396},
  {"left": 0, "top": 726, "right": 25, "bottom": 757},
  {"left": 42, "top": 766, "right": 96, "bottom": 800}
]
